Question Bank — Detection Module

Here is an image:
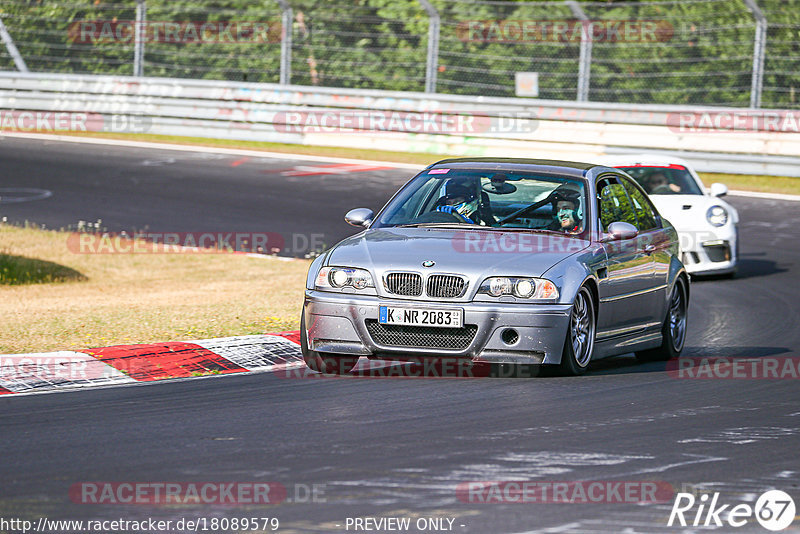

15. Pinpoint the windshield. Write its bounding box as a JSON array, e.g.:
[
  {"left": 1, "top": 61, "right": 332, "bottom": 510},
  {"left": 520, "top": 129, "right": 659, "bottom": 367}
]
[
  {"left": 617, "top": 165, "right": 704, "bottom": 196},
  {"left": 374, "top": 168, "right": 587, "bottom": 235}
]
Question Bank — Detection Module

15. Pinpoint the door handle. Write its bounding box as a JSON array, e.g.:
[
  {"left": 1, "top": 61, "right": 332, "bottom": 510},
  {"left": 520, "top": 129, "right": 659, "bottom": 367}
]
[{"left": 643, "top": 244, "right": 656, "bottom": 255}]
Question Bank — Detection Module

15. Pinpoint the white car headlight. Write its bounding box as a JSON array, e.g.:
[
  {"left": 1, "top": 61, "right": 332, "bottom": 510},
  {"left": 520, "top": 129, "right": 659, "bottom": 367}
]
[
  {"left": 707, "top": 205, "right": 728, "bottom": 227},
  {"left": 316, "top": 266, "right": 374, "bottom": 290},
  {"left": 478, "top": 277, "right": 559, "bottom": 300}
]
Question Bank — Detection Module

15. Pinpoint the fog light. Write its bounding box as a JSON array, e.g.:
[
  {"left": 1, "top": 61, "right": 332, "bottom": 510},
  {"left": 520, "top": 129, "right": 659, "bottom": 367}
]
[{"left": 501, "top": 329, "right": 520, "bottom": 345}]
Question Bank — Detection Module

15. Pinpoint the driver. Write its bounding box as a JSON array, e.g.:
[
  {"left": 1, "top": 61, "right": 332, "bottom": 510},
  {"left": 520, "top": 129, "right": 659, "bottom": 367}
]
[
  {"left": 547, "top": 188, "right": 582, "bottom": 233},
  {"left": 434, "top": 181, "right": 480, "bottom": 224},
  {"left": 647, "top": 171, "right": 681, "bottom": 194}
]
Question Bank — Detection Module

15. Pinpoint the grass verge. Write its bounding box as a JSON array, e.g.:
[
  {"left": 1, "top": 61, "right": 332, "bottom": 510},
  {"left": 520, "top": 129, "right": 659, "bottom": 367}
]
[
  {"left": 0, "top": 224, "right": 310, "bottom": 354},
  {"left": 696, "top": 172, "right": 800, "bottom": 196},
  {"left": 45, "top": 131, "right": 800, "bottom": 196},
  {"left": 48, "top": 131, "right": 445, "bottom": 166}
]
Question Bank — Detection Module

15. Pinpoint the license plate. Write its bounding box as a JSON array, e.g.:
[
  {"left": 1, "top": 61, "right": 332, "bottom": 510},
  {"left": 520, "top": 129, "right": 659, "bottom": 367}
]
[{"left": 379, "top": 306, "right": 463, "bottom": 328}]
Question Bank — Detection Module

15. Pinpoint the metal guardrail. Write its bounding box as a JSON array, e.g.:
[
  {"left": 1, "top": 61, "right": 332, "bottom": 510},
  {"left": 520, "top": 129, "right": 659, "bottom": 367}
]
[{"left": 1, "top": 72, "right": 799, "bottom": 177}]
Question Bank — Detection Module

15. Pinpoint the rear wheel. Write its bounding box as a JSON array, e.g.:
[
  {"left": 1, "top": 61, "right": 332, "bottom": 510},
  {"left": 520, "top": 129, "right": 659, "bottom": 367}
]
[
  {"left": 636, "top": 277, "right": 688, "bottom": 362},
  {"left": 300, "top": 314, "right": 359, "bottom": 374},
  {"left": 558, "top": 286, "right": 596, "bottom": 376}
]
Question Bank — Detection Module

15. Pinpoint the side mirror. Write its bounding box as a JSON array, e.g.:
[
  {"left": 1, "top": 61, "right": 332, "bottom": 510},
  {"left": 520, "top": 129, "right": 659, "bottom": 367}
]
[
  {"left": 344, "top": 208, "right": 374, "bottom": 228},
  {"left": 601, "top": 221, "right": 638, "bottom": 242},
  {"left": 710, "top": 183, "right": 728, "bottom": 197}
]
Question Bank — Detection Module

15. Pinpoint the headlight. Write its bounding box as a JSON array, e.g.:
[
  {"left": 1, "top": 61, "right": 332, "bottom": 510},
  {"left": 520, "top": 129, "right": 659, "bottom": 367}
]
[
  {"left": 706, "top": 205, "right": 728, "bottom": 227},
  {"left": 478, "top": 277, "right": 559, "bottom": 300},
  {"left": 315, "top": 267, "right": 374, "bottom": 290}
]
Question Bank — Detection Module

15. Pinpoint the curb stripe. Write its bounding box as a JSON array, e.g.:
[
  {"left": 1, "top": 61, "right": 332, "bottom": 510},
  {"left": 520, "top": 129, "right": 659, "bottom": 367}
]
[
  {"left": 191, "top": 335, "right": 303, "bottom": 372},
  {"left": 0, "top": 351, "right": 136, "bottom": 393},
  {"left": 0, "top": 333, "right": 303, "bottom": 395},
  {"left": 274, "top": 330, "right": 302, "bottom": 345},
  {"left": 81, "top": 342, "right": 248, "bottom": 381}
]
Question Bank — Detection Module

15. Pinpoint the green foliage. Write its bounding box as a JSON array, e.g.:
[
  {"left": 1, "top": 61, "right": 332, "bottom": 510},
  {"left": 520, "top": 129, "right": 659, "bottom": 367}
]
[{"left": 0, "top": 0, "right": 797, "bottom": 108}]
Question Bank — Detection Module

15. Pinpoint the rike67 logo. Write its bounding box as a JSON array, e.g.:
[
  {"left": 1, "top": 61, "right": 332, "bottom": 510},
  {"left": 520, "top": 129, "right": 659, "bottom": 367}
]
[{"left": 668, "top": 490, "right": 796, "bottom": 531}]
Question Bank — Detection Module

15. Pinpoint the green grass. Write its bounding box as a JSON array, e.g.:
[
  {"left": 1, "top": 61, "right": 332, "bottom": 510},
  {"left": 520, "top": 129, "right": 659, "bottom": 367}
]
[
  {"left": 697, "top": 172, "right": 800, "bottom": 196},
  {"left": 0, "top": 253, "right": 87, "bottom": 285},
  {"left": 0, "top": 224, "right": 309, "bottom": 354},
  {"left": 52, "top": 131, "right": 442, "bottom": 166}
]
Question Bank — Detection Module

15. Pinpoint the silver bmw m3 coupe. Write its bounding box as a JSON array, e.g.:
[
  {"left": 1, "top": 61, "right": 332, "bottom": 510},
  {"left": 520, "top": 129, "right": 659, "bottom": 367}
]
[{"left": 301, "top": 158, "right": 689, "bottom": 376}]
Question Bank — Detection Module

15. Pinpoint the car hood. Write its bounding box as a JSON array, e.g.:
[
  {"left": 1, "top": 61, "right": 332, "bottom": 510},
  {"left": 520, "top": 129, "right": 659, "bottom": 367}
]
[
  {"left": 327, "top": 227, "right": 591, "bottom": 280},
  {"left": 650, "top": 194, "right": 738, "bottom": 232}
]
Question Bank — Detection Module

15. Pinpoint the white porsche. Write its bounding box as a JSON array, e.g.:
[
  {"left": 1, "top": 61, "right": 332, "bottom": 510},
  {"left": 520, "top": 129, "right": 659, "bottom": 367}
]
[{"left": 602, "top": 155, "right": 739, "bottom": 277}]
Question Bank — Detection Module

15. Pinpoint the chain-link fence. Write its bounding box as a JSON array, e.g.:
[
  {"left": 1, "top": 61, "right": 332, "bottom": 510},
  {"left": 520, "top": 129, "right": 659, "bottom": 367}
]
[{"left": 0, "top": 0, "right": 797, "bottom": 108}]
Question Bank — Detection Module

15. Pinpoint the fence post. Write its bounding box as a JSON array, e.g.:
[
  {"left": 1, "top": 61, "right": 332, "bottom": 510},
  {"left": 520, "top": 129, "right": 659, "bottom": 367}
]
[
  {"left": 417, "top": 0, "right": 440, "bottom": 93},
  {"left": 276, "top": 0, "right": 293, "bottom": 85},
  {"left": 743, "top": 0, "right": 766, "bottom": 108},
  {"left": 134, "top": 0, "right": 146, "bottom": 77},
  {"left": 566, "top": 1, "right": 591, "bottom": 102},
  {"left": 0, "top": 18, "right": 29, "bottom": 72}
]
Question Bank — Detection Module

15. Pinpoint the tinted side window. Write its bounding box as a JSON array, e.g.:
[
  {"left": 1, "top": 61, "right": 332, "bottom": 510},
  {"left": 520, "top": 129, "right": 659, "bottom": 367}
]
[
  {"left": 598, "top": 182, "right": 638, "bottom": 231},
  {"left": 622, "top": 179, "right": 658, "bottom": 231}
]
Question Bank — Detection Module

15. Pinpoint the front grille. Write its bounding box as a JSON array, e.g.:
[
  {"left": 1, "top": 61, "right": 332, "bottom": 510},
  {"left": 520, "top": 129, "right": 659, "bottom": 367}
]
[
  {"left": 703, "top": 243, "right": 730, "bottom": 263},
  {"left": 385, "top": 272, "right": 422, "bottom": 296},
  {"left": 365, "top": 320, "right": 478, "bottom": 350},
  {"left": 426, "top": 274, "right": 466, "bottom": 298}
]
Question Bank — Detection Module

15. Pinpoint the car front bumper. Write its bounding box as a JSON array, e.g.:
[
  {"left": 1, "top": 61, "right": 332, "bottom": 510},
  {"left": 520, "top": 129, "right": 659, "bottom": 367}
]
[
  {"left": 679, "top": 226, "right": 738, "bottom": 275},
  {"left": 303, "top": 290, "right": 572, "bottom": 365}
]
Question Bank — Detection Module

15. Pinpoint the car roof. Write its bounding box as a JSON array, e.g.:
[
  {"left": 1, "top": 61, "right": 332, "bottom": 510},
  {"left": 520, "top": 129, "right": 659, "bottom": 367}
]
[
  {"left": 427, "top": 157, "right": 597, "bottom": 178},
  {"left": 597, "top": 153, "right": 693, "bottom": 169}
]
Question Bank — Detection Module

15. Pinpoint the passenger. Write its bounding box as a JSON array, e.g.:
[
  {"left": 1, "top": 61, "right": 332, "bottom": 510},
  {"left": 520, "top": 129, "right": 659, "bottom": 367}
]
[{"left": 647, "top": 171, "right": 681, "bottom": 194}]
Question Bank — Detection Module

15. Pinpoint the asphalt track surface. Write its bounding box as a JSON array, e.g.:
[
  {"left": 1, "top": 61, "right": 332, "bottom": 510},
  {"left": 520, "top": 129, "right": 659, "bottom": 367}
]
[{"left": 1, "top": 137, "right": 799, "bottom": 533}]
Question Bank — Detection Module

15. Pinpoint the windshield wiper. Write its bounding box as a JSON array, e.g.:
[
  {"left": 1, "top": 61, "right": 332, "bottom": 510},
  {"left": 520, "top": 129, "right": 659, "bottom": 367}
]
[
  {"left": 392, "top": 223, "right": 565, "bottom": 235},
  {"left": 393, "top": 222, "right": 476, "bottom": 228},
  {"left": 486, "top": 227, "right": 563, "bottom": 234}
]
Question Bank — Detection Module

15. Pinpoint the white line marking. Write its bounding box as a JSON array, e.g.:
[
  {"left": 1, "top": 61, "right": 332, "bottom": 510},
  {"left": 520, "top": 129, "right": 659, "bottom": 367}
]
[
  {"left": 0, "top": 132, "right": 423, "bottom": 169},
  {"left": 4, "top": 132, "right": 798, "bottom": 201},
  {"left": 0, "top": 188, "right": 53, "bottom": 204}
]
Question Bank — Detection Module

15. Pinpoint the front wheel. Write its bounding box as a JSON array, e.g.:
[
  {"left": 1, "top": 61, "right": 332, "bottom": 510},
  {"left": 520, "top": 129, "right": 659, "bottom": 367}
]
[
  {"left": 300, "top": 314, "right": 359, "bottom": 374},
  {"left": 558, "top": 286, "right": 596, "bottom": 376},
  {"left": 636, "top": 277, "right": 688, "bottom": 362}
]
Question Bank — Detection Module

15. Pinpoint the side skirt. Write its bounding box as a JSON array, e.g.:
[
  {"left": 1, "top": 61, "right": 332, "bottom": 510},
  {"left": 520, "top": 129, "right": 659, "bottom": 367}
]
[{"left": 592, "top": 331, "right": 663, "bottom": 360}]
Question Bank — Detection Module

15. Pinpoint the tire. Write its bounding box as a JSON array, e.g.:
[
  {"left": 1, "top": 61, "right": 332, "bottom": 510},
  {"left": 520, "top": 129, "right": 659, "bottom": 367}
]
[
  {"left": 636, "top": 277, "right": 688, "bottom": 362},
  {"left": 300, "top": 314, "right": 359, "bottom": 374},
  {"left": 558, "top": 286, "right": 596, "bottom": 376}
]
